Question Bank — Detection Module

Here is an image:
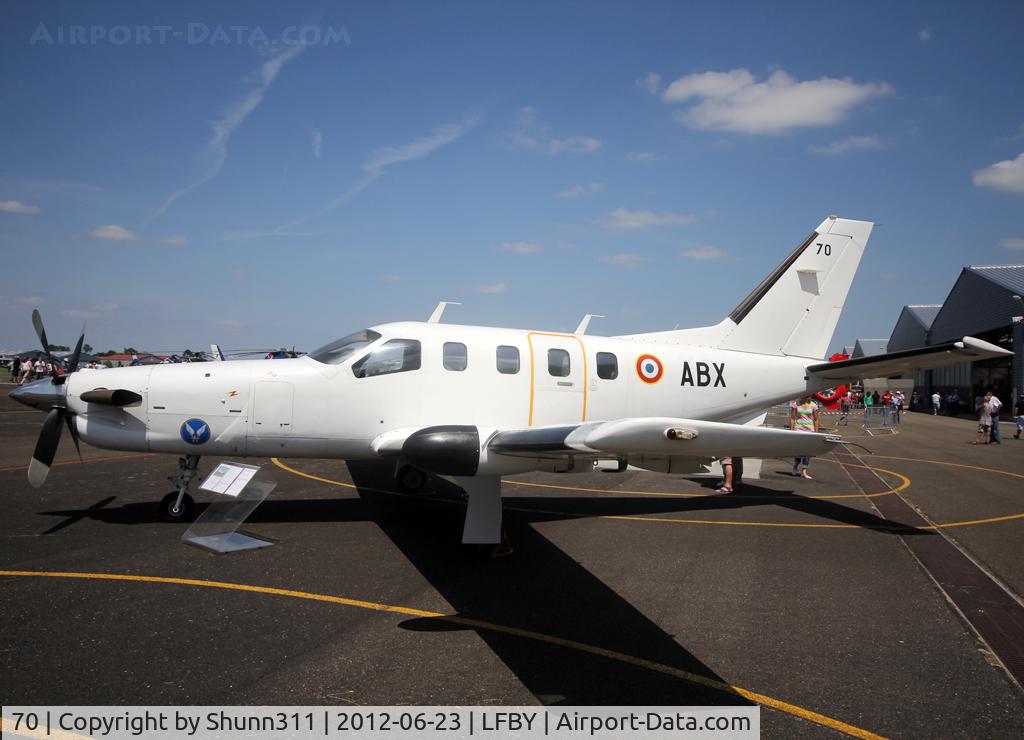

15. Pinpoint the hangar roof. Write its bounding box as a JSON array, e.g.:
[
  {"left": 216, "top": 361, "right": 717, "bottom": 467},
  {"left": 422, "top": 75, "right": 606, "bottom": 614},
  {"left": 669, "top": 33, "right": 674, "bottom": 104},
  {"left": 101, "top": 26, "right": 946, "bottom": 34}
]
[
  {"left": 852, "top": 338, "right": 888, "bottom": 358},
  {"left": 928, "top": 265, "right": 1024, "bottom": 344}
]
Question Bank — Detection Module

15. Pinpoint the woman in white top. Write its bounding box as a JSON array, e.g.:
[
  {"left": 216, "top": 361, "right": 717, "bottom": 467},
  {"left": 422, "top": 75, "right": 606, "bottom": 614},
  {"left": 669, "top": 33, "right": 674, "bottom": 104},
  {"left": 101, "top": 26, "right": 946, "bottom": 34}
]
[{"left": 974, "top": 400, "right": 991, "bottom": 445}]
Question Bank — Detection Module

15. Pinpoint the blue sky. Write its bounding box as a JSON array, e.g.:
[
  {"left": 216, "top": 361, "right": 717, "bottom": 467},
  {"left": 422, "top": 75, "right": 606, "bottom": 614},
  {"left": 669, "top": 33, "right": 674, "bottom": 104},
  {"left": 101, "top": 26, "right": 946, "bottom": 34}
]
[{"left": 2, "top": 1, "right": 1023, "bottom": 355}]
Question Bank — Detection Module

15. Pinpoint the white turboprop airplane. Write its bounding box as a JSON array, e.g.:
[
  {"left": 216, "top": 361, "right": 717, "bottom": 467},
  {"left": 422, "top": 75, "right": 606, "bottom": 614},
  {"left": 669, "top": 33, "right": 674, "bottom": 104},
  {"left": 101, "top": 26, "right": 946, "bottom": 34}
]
[{"left": 10, "top": 216, "right": 1010, "bottom": 544}]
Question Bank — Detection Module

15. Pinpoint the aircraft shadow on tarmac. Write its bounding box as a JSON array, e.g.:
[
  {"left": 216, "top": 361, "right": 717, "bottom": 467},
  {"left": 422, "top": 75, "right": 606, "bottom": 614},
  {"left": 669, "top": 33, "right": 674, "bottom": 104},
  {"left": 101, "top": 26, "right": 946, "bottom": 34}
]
[{"left": 36, "top": 462, "right": 931, "bottom": 706}]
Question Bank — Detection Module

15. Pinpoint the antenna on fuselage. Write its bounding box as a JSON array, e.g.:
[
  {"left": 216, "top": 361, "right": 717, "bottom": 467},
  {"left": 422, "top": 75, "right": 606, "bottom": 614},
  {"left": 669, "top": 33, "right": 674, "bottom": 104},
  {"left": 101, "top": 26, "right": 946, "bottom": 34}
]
[
  {"left": 574, "top": 314, "right": 604, "bottom": 335},
  {"left": 428, "top": 301, "right": 462, "bottom": 323}
]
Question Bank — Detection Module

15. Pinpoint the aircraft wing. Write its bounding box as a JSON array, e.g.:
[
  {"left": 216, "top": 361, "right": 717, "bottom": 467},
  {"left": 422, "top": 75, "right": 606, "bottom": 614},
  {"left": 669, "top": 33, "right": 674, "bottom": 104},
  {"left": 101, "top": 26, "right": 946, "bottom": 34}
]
[
  {"left": 489, "top": 418, "right": 840, "bottom": 460},
  {"left": 386, "top": 418, "right": 841, "bottom": 477},
  {"left": 806, "top": 336, "right": 1010, "bottom": 382}
]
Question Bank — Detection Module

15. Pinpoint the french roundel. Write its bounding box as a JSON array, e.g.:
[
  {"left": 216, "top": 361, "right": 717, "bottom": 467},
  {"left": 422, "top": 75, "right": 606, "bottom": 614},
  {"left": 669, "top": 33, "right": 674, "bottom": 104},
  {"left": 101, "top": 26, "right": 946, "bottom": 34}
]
[{"left": 636, "top": 354, "right": 664, "bottom": 384}]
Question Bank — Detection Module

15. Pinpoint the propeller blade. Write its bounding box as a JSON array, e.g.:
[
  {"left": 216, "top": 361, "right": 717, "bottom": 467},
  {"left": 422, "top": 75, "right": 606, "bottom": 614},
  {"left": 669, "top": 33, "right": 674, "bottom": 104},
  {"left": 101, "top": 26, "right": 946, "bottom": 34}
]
[
  {"left": 67, "top": 329, "right": 86, "bottom": 375},
  {"left": 28, "top": 407, "right": 64, "bottom": 488},
  {"left": 30, "top": 309, "right": 57, "bottom": 382},
  {"left": 64, "top": 412, "right": 82, "bottom": 463}
]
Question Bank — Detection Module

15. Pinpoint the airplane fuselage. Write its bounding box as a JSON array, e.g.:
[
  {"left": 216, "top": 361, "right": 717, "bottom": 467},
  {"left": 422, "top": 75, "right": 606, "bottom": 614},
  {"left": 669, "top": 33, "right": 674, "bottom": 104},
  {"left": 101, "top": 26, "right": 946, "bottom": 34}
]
[{"left": 63, "top": 321, "right": 821, "bottom": 461}]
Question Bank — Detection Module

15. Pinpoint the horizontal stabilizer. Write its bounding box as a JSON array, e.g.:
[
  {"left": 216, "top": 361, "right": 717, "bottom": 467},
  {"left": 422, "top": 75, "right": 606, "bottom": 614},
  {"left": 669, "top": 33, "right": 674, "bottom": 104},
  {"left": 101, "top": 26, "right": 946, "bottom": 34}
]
[{"left": 806, "top": 337, "right": 1010, "bottom": 382}]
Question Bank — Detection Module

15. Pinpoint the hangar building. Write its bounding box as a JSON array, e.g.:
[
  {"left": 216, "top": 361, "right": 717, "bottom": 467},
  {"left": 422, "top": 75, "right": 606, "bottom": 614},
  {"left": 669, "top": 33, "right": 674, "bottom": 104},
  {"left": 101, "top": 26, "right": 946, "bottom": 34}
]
[{"left": 887, "top": 265, "right": 1024, "bottom": 402}]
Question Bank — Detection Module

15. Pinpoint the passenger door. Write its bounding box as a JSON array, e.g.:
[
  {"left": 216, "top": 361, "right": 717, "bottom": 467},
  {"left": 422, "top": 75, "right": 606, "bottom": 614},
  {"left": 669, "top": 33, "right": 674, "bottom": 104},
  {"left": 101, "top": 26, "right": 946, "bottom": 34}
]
[{"left": 528, "top": 333, "right": 586, "bottom": 426}]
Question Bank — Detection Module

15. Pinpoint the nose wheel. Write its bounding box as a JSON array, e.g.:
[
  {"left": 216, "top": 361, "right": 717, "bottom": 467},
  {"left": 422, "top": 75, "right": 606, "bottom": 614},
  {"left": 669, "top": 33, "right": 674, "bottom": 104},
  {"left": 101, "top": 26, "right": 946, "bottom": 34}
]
[
  {"left": 159, "top": 491, "right": 195, "bottom": 522},
  {"left": 160, "top": 454, "right": 200, "bottom": 522}
]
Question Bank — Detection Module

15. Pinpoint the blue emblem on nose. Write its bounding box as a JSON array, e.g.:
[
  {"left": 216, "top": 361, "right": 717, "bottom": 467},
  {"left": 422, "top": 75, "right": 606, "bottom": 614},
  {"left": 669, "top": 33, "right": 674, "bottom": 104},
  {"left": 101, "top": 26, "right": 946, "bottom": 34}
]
[{"left": 180, "top": 418, "right": 211, "bottom": 445}]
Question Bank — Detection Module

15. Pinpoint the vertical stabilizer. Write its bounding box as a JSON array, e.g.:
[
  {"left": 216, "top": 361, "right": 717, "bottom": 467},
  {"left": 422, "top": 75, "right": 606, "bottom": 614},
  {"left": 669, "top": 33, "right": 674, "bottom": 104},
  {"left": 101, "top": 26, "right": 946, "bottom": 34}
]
[{"left": 715, "top": 216, "right": 873, "bottom": 359}]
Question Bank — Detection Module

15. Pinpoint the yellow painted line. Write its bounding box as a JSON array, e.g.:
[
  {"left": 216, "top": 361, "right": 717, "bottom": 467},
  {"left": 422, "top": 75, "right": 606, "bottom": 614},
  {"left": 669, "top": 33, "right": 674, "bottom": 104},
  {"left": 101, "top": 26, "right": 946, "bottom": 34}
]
[
  {"left": 862, "top": 454, "right": 1024, "bottom": 480},
  {"left": 272, "top": 458, "right": 915, "bottom": 530},
  {"left": 602, "top": 515, "right": 867, "bottom": 529},
  {"left": 505, "top": 461, "right": 911, "bottom": 500},
  {"left": 0, "top": 716, "right": 88, "bottom": 740},
  {"left": 273, "top": 457, "right": 1022, "bottom": 531},
  {"left": 0, "top": 570, "right": 885, "bottom": 740},
  {"left": 272, "top": 456, "right": 909, "bottom": 501}
]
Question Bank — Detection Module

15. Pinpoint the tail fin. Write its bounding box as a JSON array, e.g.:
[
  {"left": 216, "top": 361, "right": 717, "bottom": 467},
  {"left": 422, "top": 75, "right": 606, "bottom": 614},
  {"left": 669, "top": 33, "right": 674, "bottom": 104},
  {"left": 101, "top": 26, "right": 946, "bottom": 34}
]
[
  {"left": 621, "top": 216, "right": 873, "bottom": 359},
  {"left": 718, "top": 216, "right": 872, "bottom": 358}
]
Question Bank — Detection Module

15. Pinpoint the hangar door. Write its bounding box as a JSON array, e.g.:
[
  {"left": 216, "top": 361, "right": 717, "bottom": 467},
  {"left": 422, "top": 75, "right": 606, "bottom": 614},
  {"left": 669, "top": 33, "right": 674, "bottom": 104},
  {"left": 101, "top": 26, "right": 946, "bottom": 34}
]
[{"left": 251, "top": 381, "right": 293, "bottom": 435}]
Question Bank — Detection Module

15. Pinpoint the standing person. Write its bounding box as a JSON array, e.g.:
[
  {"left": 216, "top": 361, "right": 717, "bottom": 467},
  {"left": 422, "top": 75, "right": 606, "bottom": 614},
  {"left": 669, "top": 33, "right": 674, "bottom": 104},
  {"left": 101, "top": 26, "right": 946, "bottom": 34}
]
[
  {"left": 947, "top": 390, "right": 959, "bottom": 417},
  {"left": 893, "top": 391, "right": 904, "bottom": 423},
  {"left": 987, "top": 392, "right": 1003, "bottom": 445},
  {"left": 717, "top": 457, "right": 743, "bottom": 493},
  {"left": 790, "top": 396, "right": 820, "bottom": 479},
  {"left": 839, "top": 391, "right": 850, "bottom": 426},
  {"left": 19, "top": 358, "right": 33, "bottom": 385},
  {"left": 974, "top": 396, "right": 992, "bottom": 445},
  {"left": 932, "top": 390, "right": 941, "bottom": 415},
  {"left": 9, "top": 356, "right": 20, "bottom": 384}
]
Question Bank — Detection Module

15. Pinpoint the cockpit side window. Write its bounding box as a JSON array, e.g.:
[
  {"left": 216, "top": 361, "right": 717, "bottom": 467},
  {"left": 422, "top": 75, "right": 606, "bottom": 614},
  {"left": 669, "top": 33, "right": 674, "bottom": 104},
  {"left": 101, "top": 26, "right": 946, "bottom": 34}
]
[
  {"left": 352, "top": 339, "right": 422, "bottom": 378},
  {"left": 309, "top": 330, "right": 382, "bottom": 365}
]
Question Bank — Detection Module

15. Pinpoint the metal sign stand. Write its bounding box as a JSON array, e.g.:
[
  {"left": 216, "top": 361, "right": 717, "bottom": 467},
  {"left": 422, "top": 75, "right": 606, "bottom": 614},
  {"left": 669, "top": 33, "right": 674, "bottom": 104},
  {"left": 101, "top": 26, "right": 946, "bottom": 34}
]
[{"left": 182, "top": 461, "right": 276, "bottom": 553}]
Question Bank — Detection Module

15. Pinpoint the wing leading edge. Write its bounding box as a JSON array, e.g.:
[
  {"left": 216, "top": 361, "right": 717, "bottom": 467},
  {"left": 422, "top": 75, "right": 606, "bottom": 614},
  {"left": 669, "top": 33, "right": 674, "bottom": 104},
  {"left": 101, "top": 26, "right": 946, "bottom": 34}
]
[{"left": 490, "top": 417, "right": 840, "bottom": 460}]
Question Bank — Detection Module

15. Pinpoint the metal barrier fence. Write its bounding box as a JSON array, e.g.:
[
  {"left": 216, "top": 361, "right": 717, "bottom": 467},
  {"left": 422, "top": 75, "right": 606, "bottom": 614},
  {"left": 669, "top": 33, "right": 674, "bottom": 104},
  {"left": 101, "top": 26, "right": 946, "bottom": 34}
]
[{"left": 862, "top": 405, "right": 901, "bottom": 434}]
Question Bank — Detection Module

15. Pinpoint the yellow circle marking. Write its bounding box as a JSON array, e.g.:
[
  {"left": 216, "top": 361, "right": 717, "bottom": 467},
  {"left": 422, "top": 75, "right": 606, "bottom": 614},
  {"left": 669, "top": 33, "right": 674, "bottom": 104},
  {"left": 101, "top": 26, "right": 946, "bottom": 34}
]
[
  {"left": 0, "top": 570, "right": 885, "bottom": 740},
  {"left": 273, "top": 456, "right": 1023, "bottom": 530},
  {"left": 503, "top": 458, "right": 910, "bottom": 500},
  {"left": 270, "top": 458, "right": 909, "bottom": 501},
  {"left": 272, "top": 458, "right": 914, "bottom": 529}
]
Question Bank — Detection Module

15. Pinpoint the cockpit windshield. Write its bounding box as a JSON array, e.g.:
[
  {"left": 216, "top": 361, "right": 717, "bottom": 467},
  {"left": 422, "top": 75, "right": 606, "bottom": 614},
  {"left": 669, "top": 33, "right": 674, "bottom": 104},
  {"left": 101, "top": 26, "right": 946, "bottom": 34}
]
[{"left": 308, "top": 329, "right": 381, "bottom": 365}]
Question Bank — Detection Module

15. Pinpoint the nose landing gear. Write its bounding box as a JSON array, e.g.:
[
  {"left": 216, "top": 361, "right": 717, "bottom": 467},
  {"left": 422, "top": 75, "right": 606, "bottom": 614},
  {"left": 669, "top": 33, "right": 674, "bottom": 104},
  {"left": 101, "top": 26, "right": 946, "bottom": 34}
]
[{"left": 159, "top": 454, "right": 200, "bottom": 522}]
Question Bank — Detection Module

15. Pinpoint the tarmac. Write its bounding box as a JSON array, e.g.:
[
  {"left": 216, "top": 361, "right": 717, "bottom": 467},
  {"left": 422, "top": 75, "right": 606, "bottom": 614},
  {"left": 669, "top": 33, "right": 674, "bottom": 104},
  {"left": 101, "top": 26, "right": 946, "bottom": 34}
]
[{"left": 1, "top": 385, "right": 1023, "bottom": 739}]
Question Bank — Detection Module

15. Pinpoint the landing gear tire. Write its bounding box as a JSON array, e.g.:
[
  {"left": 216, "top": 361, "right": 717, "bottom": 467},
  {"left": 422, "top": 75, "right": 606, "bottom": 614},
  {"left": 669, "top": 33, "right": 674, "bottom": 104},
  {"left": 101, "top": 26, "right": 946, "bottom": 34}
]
[
  {"left": 396, "top": 464, "right": 429, "bottom": 494},
  {"left": 159, "top": 491, "right": 195, "bottom": 523}
]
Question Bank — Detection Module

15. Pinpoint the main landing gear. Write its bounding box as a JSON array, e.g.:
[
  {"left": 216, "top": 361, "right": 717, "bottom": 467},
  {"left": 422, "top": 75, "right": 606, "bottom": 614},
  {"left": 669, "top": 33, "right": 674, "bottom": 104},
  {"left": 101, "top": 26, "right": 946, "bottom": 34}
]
[{"left": 159, "top": 454, "right": 200, "bottom": 522}]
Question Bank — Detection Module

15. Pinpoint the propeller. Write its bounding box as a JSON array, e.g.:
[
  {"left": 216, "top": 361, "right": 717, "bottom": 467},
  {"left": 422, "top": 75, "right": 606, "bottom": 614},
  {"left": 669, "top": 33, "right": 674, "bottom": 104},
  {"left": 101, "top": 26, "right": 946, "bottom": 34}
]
[{"left": 18, "top": 310, "right": 87, "bottom": 487}]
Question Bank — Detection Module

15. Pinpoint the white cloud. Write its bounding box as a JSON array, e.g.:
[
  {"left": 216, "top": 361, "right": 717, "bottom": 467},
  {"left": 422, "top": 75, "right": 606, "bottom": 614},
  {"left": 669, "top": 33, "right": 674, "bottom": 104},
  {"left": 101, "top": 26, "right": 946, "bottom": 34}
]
[
  {"left": 636, "top": 72, "right": 661, "bottom": 96},
  {"left": 61, "top": 303, "right": 118, "bottom": 319},
  {"left": 625, "top": 151, "right": 660, "bottom": 162},
  {"left": 662, "top": 68, "right": 892, "bottom": 134},
  {"left": 311, "top": 129, "right": 323, "bottom": 158},
  {"left": 810, "top": 134, "right": 884, "bottom": 156},
  {"left": 499, "top": 241, "right": 544, "bottom": 254},
  {"left": 972, "top": 152, "right": 1024, "bottom": 193},
  {"left": 0, "top": 200, "right": 40, "bottom": 214},
  {"left": 507, "top": 107, "right": 603, "bottom": 155},
  {"left": 6, "top": 295, "right": 44, "bottom": 307},
  {"left": 555, "top": 181, "right": 605, "bottom": 198},
  {"left": 549, "top": 135, "right": 603, "bottom": 154},
  {"left": 147, "top": 44, "right": 306, "bottom": 224},
  {"left": 478, "top": 282, "right": 508, "bottom": 294},
  {"left": 997, "top": 238, "right": 1024, "bottom": 250},
  {"left": 680, "top": 245, "right": 728, "bottom": 260},
  {"left": 918, "top": 29, "right": 931, "bottom": 42},
  {"left": 600, "top": 253, "right": 645, "bottom": 268},
  {"left": 161, "top": 235, "right": 187, "bottom": 245},
  {"left": 599, "top": 207, "right": 697, "bottom": 229},
  {"left": 288, "top": 119, "right": 476, "bottom": 227},
  {"left": 89, "top": 224, "right": 137, "bottom": 241}
]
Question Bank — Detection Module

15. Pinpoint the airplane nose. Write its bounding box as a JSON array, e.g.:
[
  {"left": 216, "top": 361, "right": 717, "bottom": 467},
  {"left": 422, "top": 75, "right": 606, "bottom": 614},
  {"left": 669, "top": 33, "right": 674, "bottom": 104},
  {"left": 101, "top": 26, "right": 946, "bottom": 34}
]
[{"left": 9, "top": 378, "right": 66, "bottom": 410}]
